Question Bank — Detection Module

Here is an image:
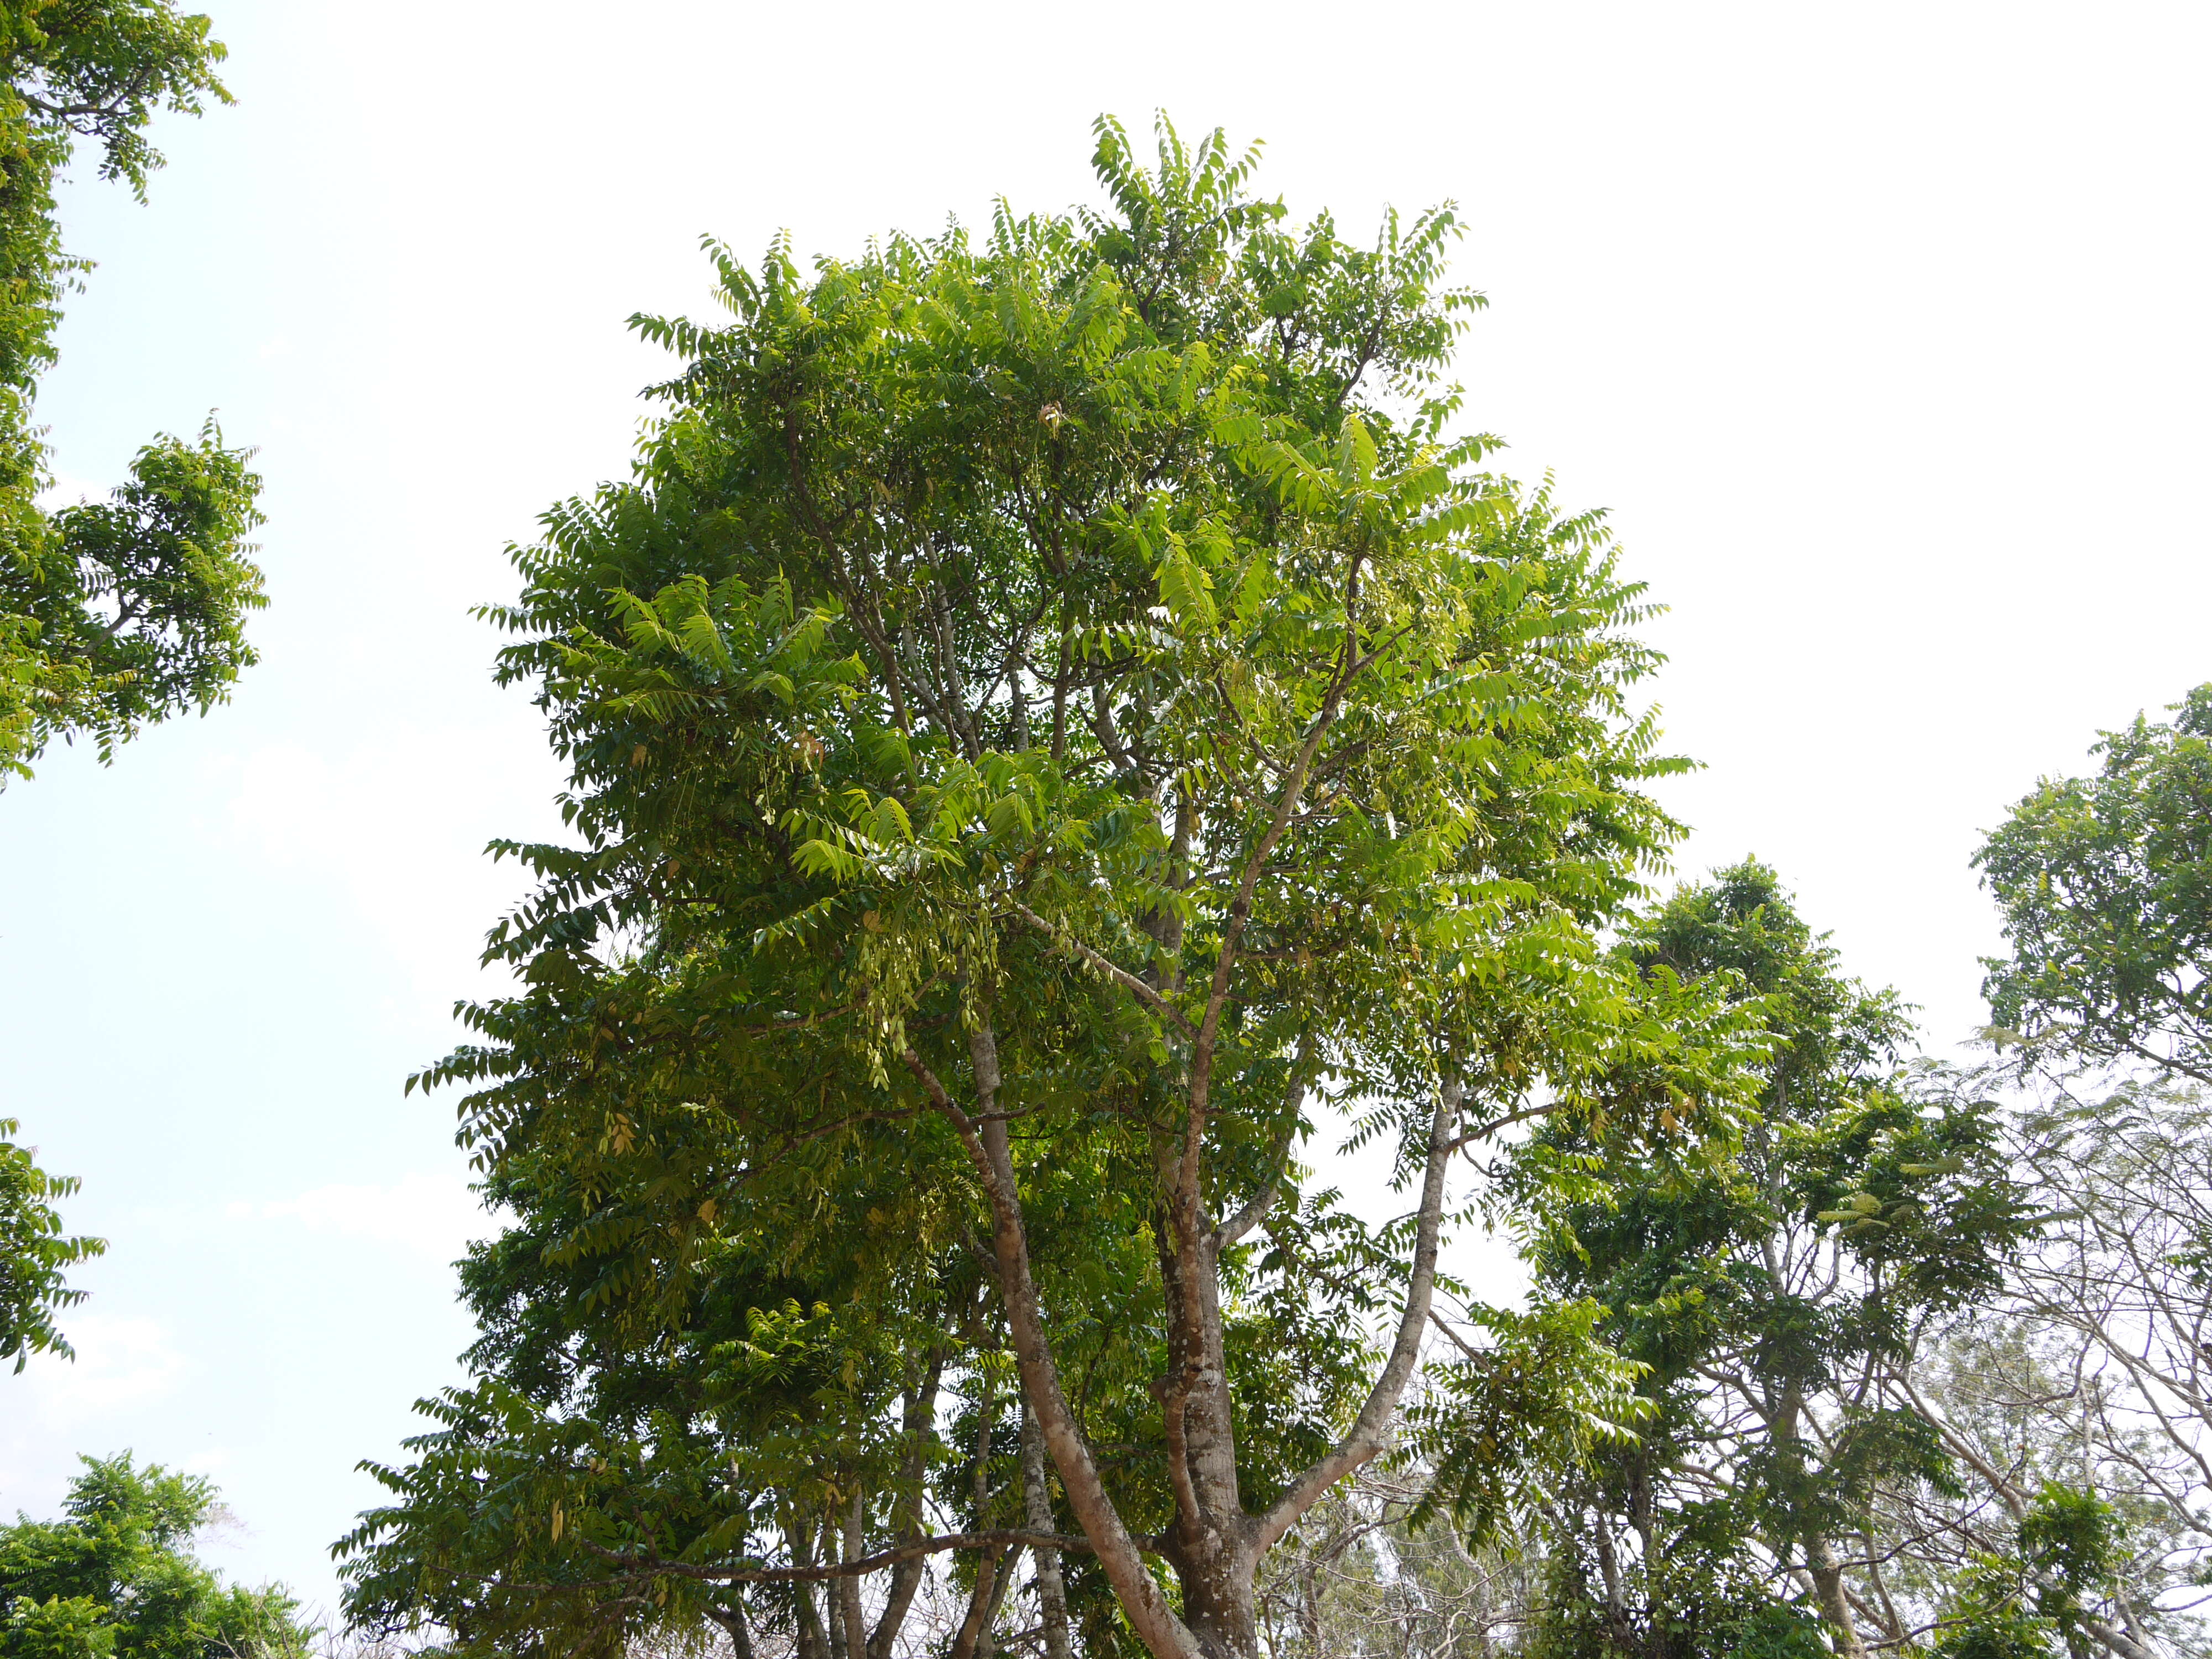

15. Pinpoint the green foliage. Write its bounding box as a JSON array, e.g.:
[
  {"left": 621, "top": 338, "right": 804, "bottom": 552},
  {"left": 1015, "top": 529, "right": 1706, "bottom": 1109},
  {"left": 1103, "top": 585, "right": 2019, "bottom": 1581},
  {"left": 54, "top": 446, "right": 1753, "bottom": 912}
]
[
  {"left": 338, "top": 116, "right": 1735, "bottom": 1659},
  {"left": 1524, "top": 1538, "right": 1830, "bottom": 1659},
  {"left": 1502, "top": 861, "right": 2034, "bottom": 1652},
  {"left": 2, "top": 422, "right": 265, "bottom": 770},
  {"left": 0, "top": 0, "right": 264, "bottom": 781},
  {"left": 0, "top": 1117, "right": 102, "bottom": 1370},
  {"left": 1977, "top": 684, "right": 2212, "bottom": 1088},
  {"left": 1938, "top": 1485, "right": 2122, "bottom": 1659},
  {"left": 1408, "top": 1297, "right": 1651, "bottom": 1549},
  {"left": 0, "top": 1454, "right": 311, "bottom": 1659}
]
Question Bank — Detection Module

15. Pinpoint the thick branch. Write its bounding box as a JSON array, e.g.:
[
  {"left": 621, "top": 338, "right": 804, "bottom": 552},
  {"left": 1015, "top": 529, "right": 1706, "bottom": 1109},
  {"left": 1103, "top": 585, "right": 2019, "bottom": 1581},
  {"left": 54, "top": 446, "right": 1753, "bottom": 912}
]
[
  {"left": 904, "top": 1037, "right": 1202, "bottom": 1659},
  {"left": 1255, "top": 1071, "right": 1460, "bottom": 1552}
]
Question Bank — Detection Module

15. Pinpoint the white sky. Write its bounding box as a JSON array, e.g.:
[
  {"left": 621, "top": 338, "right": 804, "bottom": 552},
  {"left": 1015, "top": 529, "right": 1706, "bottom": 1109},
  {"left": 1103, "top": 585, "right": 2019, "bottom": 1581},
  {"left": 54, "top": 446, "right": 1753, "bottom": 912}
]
[{"left": 1, "top": 0, "right": 2205, "bottom": 1623}]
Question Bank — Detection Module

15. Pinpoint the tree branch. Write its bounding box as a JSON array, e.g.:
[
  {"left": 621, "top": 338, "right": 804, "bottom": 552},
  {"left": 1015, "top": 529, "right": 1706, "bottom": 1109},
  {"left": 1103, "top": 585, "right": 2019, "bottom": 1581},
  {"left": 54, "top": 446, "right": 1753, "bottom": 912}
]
[
  {"left": 580, "top": 1529, "right": 1094, "bottom": 1585},
  {"left": 1008, "top": 901, "right": 1196, "bottom": 1040},
  {"left": 905, "top": 1033, "right": 1202, "bottom": 1659},
  {"left": 1255, "top": 1071, "right": 1460, "bottom": 1552}
]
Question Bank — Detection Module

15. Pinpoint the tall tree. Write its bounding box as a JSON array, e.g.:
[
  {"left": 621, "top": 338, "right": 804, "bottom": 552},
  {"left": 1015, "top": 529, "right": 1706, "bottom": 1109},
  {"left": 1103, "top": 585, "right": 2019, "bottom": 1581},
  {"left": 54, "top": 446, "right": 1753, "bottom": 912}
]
[
  {"left": 1908, "top": 686, "right": 2212, "bottom": 1655},
  {"left": 0, "top": 0, "right": 261, "bottom": 1401},
  {"left": 341, "top": 118, "right": 1750, "bottom": 1659},
  {"left": 0, "top": 0, "right": 264, "bottom": 782}
]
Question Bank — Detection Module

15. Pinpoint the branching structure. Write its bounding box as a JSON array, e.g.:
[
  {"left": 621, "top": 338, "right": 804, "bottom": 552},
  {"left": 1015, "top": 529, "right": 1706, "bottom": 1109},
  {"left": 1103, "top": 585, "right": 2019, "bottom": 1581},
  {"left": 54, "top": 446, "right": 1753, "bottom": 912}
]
[
  {"left": 339, "top": 119, "right": 1755, "bottom": 1659},
  {"left": 0, "top": 0, "right": 265, "bottom": 780}
]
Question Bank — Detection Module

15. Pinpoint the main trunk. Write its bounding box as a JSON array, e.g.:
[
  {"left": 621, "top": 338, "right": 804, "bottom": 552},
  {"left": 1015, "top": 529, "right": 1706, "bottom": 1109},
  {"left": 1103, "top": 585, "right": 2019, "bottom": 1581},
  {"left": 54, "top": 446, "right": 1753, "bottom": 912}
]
[
  {"left": 1174, "top": 1542, "right": 1260, "bottom": 1659},
  {"left": 948, "top": 1019, "right": 1455, "bottom": 1659},
  {"left": 1806, "top": 1532, "right": 1868, "bottom": 1659},
  {"left": 1776, "top": 1383, "right": 1866, "bottom": 1659},
  {"left": 1157, "top": 1186, "right": 1261, "bottom": 1659}
]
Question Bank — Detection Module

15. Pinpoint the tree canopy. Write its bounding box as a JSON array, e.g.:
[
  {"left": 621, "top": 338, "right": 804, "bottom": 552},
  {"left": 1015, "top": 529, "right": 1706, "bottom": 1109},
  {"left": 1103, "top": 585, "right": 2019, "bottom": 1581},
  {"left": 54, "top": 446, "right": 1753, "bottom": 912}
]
[
  {"left": 337, "top": 116, "right": 1769, "bottom": 1659},
  {"left": 1496, "top": 863, "right": 2035, "bottom": 1658},
  {"left": 1976, "top": 684, "right": 2212, "bottom": 1089},
  {"left": 0, "top": 1454, "right": 311, "bottom": 1659},
  {"left": 0, "top": 0, "right": 264, "bottom": 782}
]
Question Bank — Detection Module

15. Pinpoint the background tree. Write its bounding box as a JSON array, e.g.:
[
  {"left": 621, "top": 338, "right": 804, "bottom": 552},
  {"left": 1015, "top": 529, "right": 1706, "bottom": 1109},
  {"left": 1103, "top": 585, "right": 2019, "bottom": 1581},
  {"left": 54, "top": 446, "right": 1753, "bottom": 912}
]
[
  {"left": 1929, "top": 1485, "right": 2127, "bottom": 1659},
  {"left": 1976, "top": 684, "right": 2212, "bottom": 1088},
  {"left": 1484, "top": 862, "right": 2033, "bottom": 1658},
  {"left": 339, "top": 117, "right": 1757, "bottom": 1659},
  {"left": 1858, "top": 686, "right": 2212, "bottom": 1657},
  {"left": 1250, "top": 1461, "right": 1543, "bottom": 1657},
  {"left": 0, "top": 0, "right": 264, "bottom": 781},
  {"left": 1883, "top": 1308, "right": 2190, "bottom": 1657},
  {"left": 0, "top": 1452, "right": 311, "bottom": 1658}
]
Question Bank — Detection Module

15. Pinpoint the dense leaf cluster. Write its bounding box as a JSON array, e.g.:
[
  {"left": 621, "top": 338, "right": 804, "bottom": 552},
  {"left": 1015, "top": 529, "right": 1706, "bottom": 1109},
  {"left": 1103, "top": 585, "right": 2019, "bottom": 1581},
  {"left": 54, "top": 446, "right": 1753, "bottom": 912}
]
[
  {"left": 1978, "top": 685, "right": 2212, "bottom": 1088},
  {"left": 0, "top": 1455, "right": 310, "bottom": 1659},
  {"left": 0, "top": 0, "right": 264, "bottom": 780},
  {"left": 0, "top": 1115, "right": 102, "bottom": 1370},
  {"left": 337, "top": 118, "right": 1763, "bottom": 1659}
]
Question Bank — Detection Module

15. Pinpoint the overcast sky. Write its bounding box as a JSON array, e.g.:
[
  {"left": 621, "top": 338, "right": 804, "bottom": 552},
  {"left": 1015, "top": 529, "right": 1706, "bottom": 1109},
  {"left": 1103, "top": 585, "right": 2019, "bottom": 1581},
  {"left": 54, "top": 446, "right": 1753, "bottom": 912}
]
[{"left": 1, "top": 0, "right": 2205, "bottom": 1623}]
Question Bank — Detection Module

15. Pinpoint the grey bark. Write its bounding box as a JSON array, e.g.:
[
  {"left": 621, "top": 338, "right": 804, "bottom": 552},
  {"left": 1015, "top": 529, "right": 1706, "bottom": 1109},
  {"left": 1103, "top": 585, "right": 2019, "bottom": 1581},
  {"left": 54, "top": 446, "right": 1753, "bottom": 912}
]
[
  {"left": 838, "top": 1488, "right": 867, "bottom": 1659},
  {"left": 1021, "top": 1405, "right": 1073, "bottom": 1659}
]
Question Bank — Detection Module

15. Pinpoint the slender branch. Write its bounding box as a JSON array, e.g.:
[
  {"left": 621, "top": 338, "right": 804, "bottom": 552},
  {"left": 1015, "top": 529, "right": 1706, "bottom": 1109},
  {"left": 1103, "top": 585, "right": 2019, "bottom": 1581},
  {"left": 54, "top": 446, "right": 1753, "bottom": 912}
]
[
  {"left": 1211, "top": 1047, "right": 1315, "bottom": 1252},
  {"left": 1255, "top": 1071, "right": 1460, "bottom": 1552},
  {"left": 1009, "top": 901, "right": 1196, "bottom": 1040},
  {"left": 579, "top": 1529, "right": 1094, "bottom": 1585}
]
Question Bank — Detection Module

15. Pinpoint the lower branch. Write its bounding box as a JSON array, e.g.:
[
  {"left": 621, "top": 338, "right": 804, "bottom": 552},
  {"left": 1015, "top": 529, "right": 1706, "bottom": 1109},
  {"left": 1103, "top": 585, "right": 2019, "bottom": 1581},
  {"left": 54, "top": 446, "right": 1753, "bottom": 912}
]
[
  {"left": 1255, "top": 1071, "right": 1461, "bottom": 1553},
  {"left": 578, "top": 1529, "right": 1091, "bottom": 1586}
]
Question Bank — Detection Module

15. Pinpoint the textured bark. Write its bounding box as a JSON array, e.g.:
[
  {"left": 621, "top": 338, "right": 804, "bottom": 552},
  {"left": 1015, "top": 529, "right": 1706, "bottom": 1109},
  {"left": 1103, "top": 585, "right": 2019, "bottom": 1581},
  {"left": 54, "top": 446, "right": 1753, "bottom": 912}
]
[
  {"left": 914, "top": 1022, "right": 1201, "bottom": 1659},
  {"left": 1155, "top": 1202, "right": 1258, "bottom": 1657},
  {"left": 1021, "top": 1407, "right": 1073, "bottom": 1659},
  {"left": 974, "top": 1541, "right": 1016, "bottom": 1659},
  {"left": 838, "top": 1489, "right": 867, "bottom": 1659},
  {"left": 1805, "top": 1531, "right": 1868, "bottom": 1659},
  {"left": 784, "top": 1514, "right": 827, "bottom": 1659},
  {"left": 949, "top": 1548, "right": 1003, "bottom": 1659},
  {"left": 1590, "top": 1515, "right": 1634, "bottom": 1654},
  {"left": 706, "top": 1604, "right": 756, "bottom": 1659},
  {"left": 866, "top": 1359, "right": 945, "bottom": 1659},
  {"left": 823, "top": 1578, "right": 847, "bottom": 1658}
]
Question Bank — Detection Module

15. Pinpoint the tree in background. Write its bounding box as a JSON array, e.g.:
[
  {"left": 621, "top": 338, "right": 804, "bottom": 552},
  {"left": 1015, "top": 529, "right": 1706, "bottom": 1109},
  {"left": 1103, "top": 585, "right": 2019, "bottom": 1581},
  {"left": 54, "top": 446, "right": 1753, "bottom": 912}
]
[
  {"left": 1727, "top": 686, "right": 2212, "bottom": 1658},
  {"left": 0, "top": 0, "right": 264, "bottom": 782},
  {"left": 1882, "top": 681, "right": 2212, "bottom": 1656},
  {"left": 1486, "top": 863, "right": 2034, "bottom": 1657},
  {"left": 338, "top": 117, "right": 1757, "bottom": 1659},
  {"left": 1977, "top": 685, "right": 2212, "bottom": 1088},
  {"left": 1929, "top": 1485, "right": 2127, "bottom": 1659},
  {"left": 0, "top": 1453, "right": 311, "bottom": 1658},
  {"left": 0, "top": 0, "right": 263, "bottom": 1401},
  {"left": 1250, "top": 1460, "right": 1545, "bottom": 1656}
]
